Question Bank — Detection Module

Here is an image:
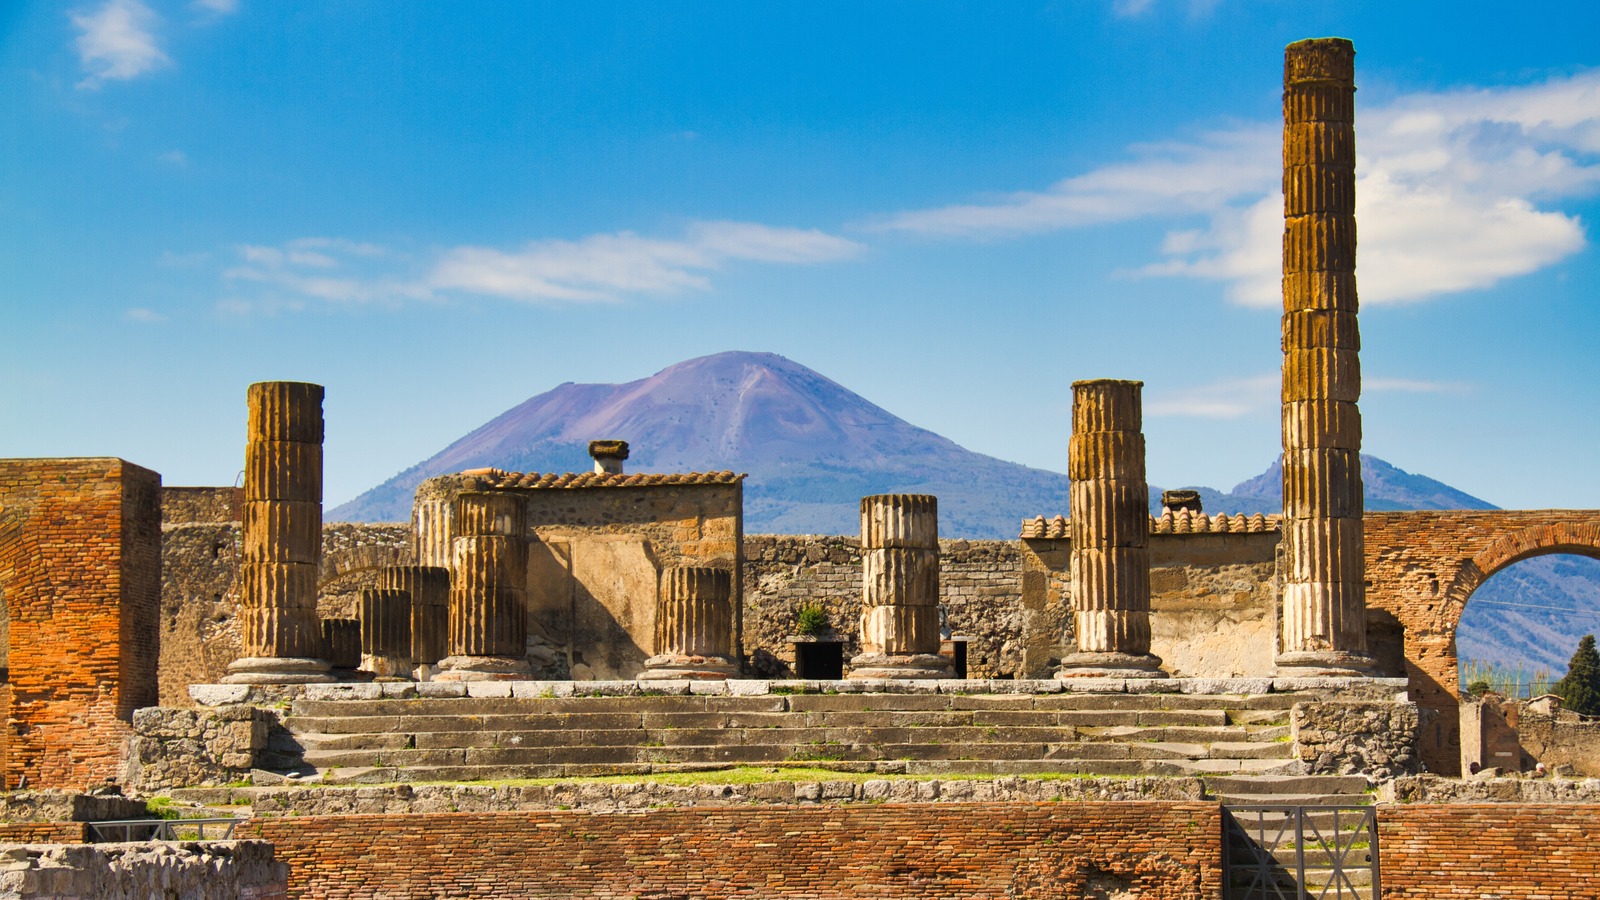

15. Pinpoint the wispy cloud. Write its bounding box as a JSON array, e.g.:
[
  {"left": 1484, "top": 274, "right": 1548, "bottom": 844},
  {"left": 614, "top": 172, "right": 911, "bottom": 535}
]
[
  {"left": 122, "top": 307, "right": 166, "bottom": 323},
  {"left": 885, "top": 70, "right": 1600, "bottom": 306},
  {"left": 1111, "top": 0, "right": 1221, "bottom": 19},
  {"left": 71, "top": 0, "right": 170, "bottom": 89},
  {"left": 192, "top": 0, "right": 238, "bottom": 13},
  {"left": 1146, "top": 374, "right": 1277, "bottom": 419},
  {"left": 219, "top": 223, "right": 863, "bottom": 311},
  {"left": 1364, "top": 377, "right": 1469, "bottom": 394}
]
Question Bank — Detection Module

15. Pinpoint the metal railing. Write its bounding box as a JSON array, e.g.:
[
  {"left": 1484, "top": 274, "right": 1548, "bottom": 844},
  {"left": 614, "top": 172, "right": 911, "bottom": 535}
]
[
  {"left": 1222, "top": 805, "right": 1379, "bottom": 900},
  {"left": 87, "top": 818, "right": 242, "bottom": 843}
]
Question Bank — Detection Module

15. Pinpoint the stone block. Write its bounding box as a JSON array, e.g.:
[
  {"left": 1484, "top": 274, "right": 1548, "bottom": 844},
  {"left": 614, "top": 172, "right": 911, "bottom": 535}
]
[{"left": 189, "top": 684, "right": 252, "bottom": 706}]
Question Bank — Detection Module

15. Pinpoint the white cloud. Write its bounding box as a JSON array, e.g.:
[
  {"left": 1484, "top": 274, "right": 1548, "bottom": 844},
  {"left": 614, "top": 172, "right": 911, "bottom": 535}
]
[
  {"left": 1146, "top": 374, "right": 1277, "bottom": 419},
  {"left": 887, "top": 70, "right": 1600, "bottom": 306},
  {"left": 122, "top": 307, "right": 165, "bottom": 323},
  {"left": 219, "top": 223, "right": 862, "bottom": 310},
  {"left": 429, "top": 221, "right": 863, "bottom": 303},
  {"left": 158, "top": 149, "right": 187, "bottom": 166},
  {"left": 1365, "top": 377, "right": 1468, "bottom": 394},
  {"left": 192, "top": 0, "right": 238, "bottom": 13},
  {"left": 71, "top": 0, "right": 170, "bottom": 89}
]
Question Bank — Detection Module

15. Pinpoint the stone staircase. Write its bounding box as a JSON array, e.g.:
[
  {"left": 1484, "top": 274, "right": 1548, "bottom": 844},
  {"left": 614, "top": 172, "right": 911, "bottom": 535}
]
[{"left": 264, "top": 688, "right": 1338, "bottom": 786}]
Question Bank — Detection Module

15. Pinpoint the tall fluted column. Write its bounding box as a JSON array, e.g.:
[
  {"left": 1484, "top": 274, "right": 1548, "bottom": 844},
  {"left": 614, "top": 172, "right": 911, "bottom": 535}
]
[
  {"left": 226, "top": 381, "right": 333, "bottom": 683},
  {"left": 359, "top": 588, "right": 413, "bottom": 680},
  {"left": 436, "top": 492, "right": 532, "bottom": 681},
  {"left": 379, "top": 566, "right": 450, "bottom": 670},
  {"left": 848, "top": 494, "right": 953, "bottom": 679},
  {"left": 1278, "top": 38, "right": 1373, "bottom": 674},
  {"left": 1059, "top": 380, "right": 1164, "bottom": 678},
  {"left": 639, "top": 567, "right": 738, "bottom": 681}
]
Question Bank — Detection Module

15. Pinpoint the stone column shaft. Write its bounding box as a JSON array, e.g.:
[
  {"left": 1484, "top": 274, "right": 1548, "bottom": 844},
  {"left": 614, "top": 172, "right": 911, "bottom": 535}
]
[
  {"left": 321, "top": 618, "right": 360, "bottom": 670},
  {"left": 1278, "top": 37, "right": 1372, "bottom": 673},
  {"left": 359, "top": 588, "right": 413, "bottom": 680},
  {"left": 228, "top": 381, "right": 332, "bottom": 683},
  {"left": 379, "top": 566, "right": 450, "bottom": 668},
  {"left": 641, "top": 567, "right": 737, "bottom": 680},
  {"left": 849, "top": 494, "right": 952, "bottom": 679},
  {"left": 436, "top": 493, "right": 531, "bottom": 681},
  {"left": 1059, "top": 379, "right": 1163, "bottom": 678}
]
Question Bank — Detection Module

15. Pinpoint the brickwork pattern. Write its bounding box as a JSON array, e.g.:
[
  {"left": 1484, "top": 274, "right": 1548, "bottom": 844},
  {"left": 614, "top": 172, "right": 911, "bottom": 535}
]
[
  {"left": 1380, "top": 804, "right": 1600, "bottom": 898},
  {"left": 1364, "top": 509, "right": 1600, "bottom": 774},
  {"left": 244, "top": 803, "right": 1221, "bottom": 899},
  {"left": 0, "top": 459, "right": 161, "bottom": 789}
]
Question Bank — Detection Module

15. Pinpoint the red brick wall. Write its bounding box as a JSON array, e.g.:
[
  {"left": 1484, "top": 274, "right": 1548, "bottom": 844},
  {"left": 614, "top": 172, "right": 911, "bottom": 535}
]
[
  {"left": 1365, "top": 510, "right": 1600, "bottom": 775},
  {"left": 0, "top": 458, "right": 162, "bottom": 789},
  {"left": 244, "top": 802, "right": 1222, "bottom": 899},
  {"left": 0, "top": 822, "right": 87, "bottom": 843},
  {"left": 1380, "top": 804, "right": 1600, "bottom": 898}
]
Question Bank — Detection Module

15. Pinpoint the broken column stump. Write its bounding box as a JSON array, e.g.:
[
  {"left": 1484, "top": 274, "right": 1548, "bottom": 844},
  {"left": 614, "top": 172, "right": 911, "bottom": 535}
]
[
  {"left": 436, "top": 492, "right": 532, "bottom": 681},
  {"left": 848, "top": 494, "right": 953, "bottom": 680},
  {"left": 639, "top": 567, "right": 738, "bottom": 681}
]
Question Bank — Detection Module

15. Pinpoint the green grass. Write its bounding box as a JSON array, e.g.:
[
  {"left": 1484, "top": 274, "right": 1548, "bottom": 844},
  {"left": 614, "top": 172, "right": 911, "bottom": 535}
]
[{"left": 253, "top": 766, "right": 1151, "bottom": 791}]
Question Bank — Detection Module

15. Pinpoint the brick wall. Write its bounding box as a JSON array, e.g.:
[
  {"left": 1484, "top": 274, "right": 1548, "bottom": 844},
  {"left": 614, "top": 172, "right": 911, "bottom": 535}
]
[
  {"left": 1365, "top": 510, "right": 1600, "bottom": 774},
  {"left": 243, "top": 802, "right": 1221, "bottom": 899},
  {"left": 0, "top": 822, "right": 86, "bottom": 843},
  {"left": 0, "top": 458, "right": 161, "bottom": 789},
  {"left": 1379, "top": 804, "right": 1600, "bottom": 897}
]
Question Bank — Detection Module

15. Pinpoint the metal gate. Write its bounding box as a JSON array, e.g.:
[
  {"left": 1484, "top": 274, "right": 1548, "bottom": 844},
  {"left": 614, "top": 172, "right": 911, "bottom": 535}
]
[{"left": 1222, "top": 805, "right": 1379, "bottom": 900}]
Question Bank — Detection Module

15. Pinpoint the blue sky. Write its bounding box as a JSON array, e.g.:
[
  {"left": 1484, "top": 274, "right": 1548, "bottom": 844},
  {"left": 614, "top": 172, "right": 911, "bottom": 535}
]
[{"left": 3, "top": 1, "right": 1598, "bottom": 511}]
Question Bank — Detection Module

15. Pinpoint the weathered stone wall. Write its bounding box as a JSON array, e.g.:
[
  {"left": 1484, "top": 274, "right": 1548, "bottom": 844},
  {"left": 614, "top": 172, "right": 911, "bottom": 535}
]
[
  {"left": 242, "top": 803, "right": 1222, "bottom": 899},
  {"left": 0, "top": 459, "right": 162, "bottom": 789},
  {"left": 1380, "top": 804, "right": 1600, "bottom": 898},
  {"left": 1364, "top": 509, "right": 1600, "bottom": 775},
  {"left": 0, "top": 791, "right": 145, "bottom": 824},
  {"left": 159, "top": 496, "right": 412, "bottom": 703},
  {"left": 1387, "top": 774, "right": 1600, "bottom": 803},
  {"left": 1290, "top": 700, "right": 1419, "bottom": 779},
  {"left": 0, "top": 841, "right": 286, "bottom": 900},
  {"left": 121, "top": 706, "right": 274, "bottom": 793},
  {"left": 1510, "top": 697, "right": 1600, "bottom": 776}
]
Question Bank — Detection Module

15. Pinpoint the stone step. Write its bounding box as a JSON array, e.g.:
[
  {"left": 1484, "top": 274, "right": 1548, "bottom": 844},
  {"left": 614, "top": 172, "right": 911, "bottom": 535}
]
[
  {"left": 1074, "top": 724, "right": 1286, "bottom": 743},
  {"left": 286, "top": 691, "right": 1307, "bottom": 721},
  {"left": 1206, "top": 774, "right": 1371, "bottom": 797},
  {"left": 1218, "top": 791, "right": 1375, "bottom": 807}
]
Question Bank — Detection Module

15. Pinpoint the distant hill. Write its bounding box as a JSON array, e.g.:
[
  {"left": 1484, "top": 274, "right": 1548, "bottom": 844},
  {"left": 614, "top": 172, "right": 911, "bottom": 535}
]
[{"left": 331, "top": 349, "right": 1596, "bottom": 678}]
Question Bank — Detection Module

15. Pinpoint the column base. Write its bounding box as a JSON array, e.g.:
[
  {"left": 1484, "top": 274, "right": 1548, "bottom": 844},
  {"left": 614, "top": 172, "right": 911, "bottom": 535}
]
[
  {"left": 847, "top": 652, "right": 954, "bottom": 680},
  {"left": 223, "top": 657, "right": 334, "bottom": 684},
  {"left": 432, "top": 654, "right": 533, "bottom": 682},
  {"left": 1274, "top": 650, "right": 1377, "bottom": 677},
  {"left": 361, "top": 654, "right": 415, "bottom": 681},
  {"left": 637, "top": 654, "right": 738, "bottom": 681},
  {"left": 1056, "top": 652, "right": 1167, "bottom": 679}
]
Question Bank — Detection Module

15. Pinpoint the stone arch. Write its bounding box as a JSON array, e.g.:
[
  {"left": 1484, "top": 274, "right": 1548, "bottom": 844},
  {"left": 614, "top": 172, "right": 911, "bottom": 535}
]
[
  {"left": 316, "top": 545, "right": 413, "bottom": 619},
  {"left": 1440, "top": 521, "right": 1600, "bottom": 646}
]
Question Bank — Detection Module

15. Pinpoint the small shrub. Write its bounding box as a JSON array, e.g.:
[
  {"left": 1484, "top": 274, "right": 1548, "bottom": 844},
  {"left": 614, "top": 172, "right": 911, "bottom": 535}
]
[{"left": 796, "top": 604, "right": 830, "bottom": 636}]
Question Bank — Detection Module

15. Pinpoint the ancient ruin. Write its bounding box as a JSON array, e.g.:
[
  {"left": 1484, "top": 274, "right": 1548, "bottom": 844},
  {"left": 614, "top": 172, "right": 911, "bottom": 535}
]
[
  {"left": 0, "top": 36, "right": 1597, "bottom": 900},
  {"left": 1058, "top": 379, "right": 1163, "bottom": 678}
]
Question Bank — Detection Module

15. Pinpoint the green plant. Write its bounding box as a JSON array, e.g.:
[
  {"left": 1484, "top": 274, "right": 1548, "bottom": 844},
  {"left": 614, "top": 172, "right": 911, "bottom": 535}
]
[
  {"left": 145, "top": 796, "right": 182, "bottom": 820},
  {"left": 796, "top": 604, "right": 830, "bottom": 637},
  {"left": 1555, "top": 634, "right": 1600, "bottom": 716}
]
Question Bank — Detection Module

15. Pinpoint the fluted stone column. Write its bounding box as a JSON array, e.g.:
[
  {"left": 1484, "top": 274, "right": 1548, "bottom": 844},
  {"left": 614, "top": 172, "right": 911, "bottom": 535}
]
[
  {"left": 849, "top": 494, "right": 953, "bottom": 680},
  {"left": 359, "top": 588, "right": 413, "bottom": 680},
  {"left": 1059, "top": 379, "right": 1164, "bottom": 678},
  {"left": 379, "top": 566, "right": 450, "bottom": 670},
  {"left": 436, "top": 492, "right": 532, "bottom": 681},
  {"left": 639, "top": 567, "right": 737, "bottom": 681},
  {"left": 1278, "top": 38, "right": 1373, "bottom": 674},
  {"left": 226, "top": 381, "right": 332, "bottom": 683},
  {"left": 321, "top": 618, "right": 360, "bottom": 671}
]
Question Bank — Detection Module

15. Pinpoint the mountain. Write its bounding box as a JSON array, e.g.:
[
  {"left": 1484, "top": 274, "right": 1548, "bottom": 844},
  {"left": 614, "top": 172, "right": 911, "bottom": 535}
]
[{"left": 330, "top": 351, "right": 1074, "bottom": 538}]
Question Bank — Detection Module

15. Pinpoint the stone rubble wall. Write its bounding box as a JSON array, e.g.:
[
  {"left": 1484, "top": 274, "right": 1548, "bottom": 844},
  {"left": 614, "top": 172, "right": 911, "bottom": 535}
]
[
  {"left": 0, "top": 791, "right": 146, "bottom": 824},
  {"left": 1385, "top": 773, "right": 1600, "bottom": 803},
  {"left": 224, "top": 775, "right": 1207, "bottom": 817},
  {"left": 121, "top": 706, "right": 274, "bottom": 793},
  {"left": 1507, "top": 700, "right": 1600, "bottom": 777},
  {"left": 0, "top": 841, "right": 285, "bottom": 900},
  {"left": 1289, "top": 700, "right": 1420, "bottom": 780}
]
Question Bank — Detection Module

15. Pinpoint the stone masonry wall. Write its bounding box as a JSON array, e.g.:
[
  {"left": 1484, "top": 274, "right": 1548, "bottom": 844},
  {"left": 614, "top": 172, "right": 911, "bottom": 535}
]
[
  {"left": 121, "top": 705, "right": 274, "bottom": 793},
  {"left": 0, "top": 459, "right": 161, "bottom": 790},
  {"left": 242, "top": 803, "right": 1222, "bottom": 899},
  {"left": 1380, "top": 804, "right": 1600, "bottom": 898},
  {"left": 1290, "top": 700, "right": 1420, "bottom": 779},
  {"left": 0, "top": 841, "right": 286, "bottom": 900}
]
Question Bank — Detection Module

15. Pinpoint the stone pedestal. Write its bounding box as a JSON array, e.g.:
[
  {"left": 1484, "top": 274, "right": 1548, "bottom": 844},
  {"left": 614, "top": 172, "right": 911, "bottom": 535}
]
[
  {"left": 379, "top": 566, "right": 450, "bottom": 669},
  {"left": 849, "top": 494, "right": 953, "bottom": 680},
  {"left": 226, "top": 381, "right": 332, "bottom": 684},
  {"left": 640, "top": 567, "right": 738, "bottom": 681},
  {"left": 436, "top": 493, "right": 531, "bottom": 682},
  {"left": 1058, "top": 380, "right": 1165, "bottom": 679},
  {"left": 1277, "top": 38, "right": 1373, "bottom": 675},
  {"left": 359, "top": 588, "right": 413, "bottom": 680}
]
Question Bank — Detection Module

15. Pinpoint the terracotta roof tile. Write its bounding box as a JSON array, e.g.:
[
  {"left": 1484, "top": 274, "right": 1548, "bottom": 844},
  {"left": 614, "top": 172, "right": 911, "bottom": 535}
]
[
  {"left": 465, "top": 469, "right": 745, "bottom": 491},
  {"left": 1021, "top": 511, "right": 1282, "bottom": 539}
]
